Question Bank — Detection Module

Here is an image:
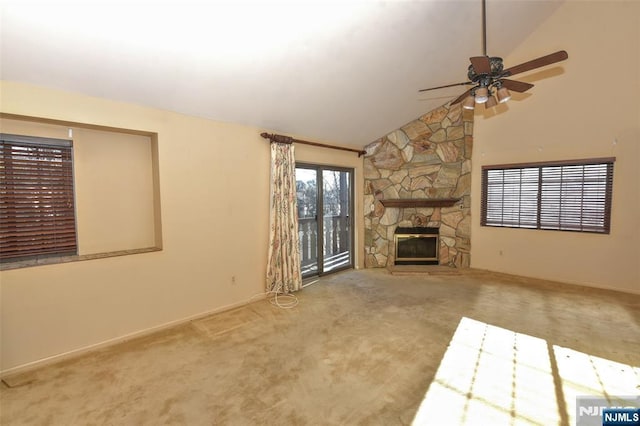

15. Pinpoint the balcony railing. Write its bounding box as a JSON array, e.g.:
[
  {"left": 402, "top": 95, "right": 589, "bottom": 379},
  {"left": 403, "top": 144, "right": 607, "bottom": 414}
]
[{"left": 298, "top": 215, "right": 350, "bottom": 275}]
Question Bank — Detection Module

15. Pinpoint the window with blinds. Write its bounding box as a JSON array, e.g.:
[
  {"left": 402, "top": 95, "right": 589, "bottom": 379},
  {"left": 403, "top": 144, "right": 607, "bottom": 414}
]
[
  {"left": 481, "top": 158, "right": 614, "bottom": 234},
  {"left": 1, "top": 134, "right": 78, "bottom": 262}
]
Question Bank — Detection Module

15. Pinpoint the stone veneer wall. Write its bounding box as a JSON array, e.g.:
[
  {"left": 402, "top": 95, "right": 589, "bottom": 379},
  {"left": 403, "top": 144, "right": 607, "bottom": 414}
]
[{"left": 363, "top": 102, "right": 473, "bottom": 268}]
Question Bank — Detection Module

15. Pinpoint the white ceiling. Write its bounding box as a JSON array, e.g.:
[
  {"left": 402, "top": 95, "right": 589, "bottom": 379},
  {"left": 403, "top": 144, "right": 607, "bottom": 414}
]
[{"left": 0, "top": 0, "right": 563, "bottom": 149}]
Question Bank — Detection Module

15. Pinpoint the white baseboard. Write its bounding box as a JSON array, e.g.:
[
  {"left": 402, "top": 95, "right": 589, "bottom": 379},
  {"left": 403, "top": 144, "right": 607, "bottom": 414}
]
[{"left": 0, "top": 295, "right": 266, "bottom": 379}]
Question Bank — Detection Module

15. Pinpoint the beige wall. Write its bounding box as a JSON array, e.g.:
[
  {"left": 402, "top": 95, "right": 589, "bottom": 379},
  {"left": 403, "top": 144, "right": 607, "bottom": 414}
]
[
  {"left": 1, "top": 118, "right": 157, "bottom": 254},
  {"left": 0, "top": 81, "right": 364, "bottom": 373},
  {"left": 472, "top": 1, "right": 640, "bottom": 294}
]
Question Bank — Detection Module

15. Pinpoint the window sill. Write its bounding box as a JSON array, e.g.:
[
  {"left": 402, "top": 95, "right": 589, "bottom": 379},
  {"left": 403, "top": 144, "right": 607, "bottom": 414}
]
[{"left": 0, "top": 247, "right": 162, "bottom": 271}]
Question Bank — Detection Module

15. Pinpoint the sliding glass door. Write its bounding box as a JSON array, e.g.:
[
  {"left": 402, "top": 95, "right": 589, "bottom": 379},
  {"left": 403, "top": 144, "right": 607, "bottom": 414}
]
[{"left": 296, "top": 164, "right": 353, "bottom": 277}]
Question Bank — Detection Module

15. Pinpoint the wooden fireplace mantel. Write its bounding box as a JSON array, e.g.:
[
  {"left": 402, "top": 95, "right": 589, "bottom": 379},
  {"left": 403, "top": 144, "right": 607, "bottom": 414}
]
[{"left": 380, "top": 198, "right": 461, "bottom": 208}]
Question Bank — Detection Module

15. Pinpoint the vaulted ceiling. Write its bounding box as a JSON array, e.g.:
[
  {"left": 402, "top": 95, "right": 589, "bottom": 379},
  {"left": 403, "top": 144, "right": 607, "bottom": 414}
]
[{"left": 0, "top": 0, "right": 564, "bottom": 148}]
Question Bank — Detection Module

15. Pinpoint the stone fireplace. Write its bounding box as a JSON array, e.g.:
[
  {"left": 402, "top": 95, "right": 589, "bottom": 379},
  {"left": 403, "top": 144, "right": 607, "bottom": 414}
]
[{"left": 363, "top": 102, "right": 473, "bottom": 268}]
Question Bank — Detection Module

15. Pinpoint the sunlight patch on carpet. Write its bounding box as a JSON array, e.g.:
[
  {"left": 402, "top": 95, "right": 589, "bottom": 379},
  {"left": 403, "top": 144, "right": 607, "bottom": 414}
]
[{"left": 412, "top": 317, "right": 639, "bottom": 425}]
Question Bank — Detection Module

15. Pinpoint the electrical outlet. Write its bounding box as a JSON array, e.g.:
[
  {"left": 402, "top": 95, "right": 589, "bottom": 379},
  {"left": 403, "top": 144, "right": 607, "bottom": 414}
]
[{"left": 231, "top": 276, "right": 236, "bottom": 285}]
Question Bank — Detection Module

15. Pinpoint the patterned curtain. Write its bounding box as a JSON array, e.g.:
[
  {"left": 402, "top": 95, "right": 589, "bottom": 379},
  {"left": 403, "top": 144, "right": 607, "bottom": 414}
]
[{"left": 266, "top": 142, "right": 302, "bottom": 294}]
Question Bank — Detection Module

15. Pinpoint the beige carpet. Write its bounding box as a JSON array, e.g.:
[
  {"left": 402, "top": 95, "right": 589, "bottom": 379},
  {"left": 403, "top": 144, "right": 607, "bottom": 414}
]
[{"left": 1, "top": 269, "right": 639, "bottom": 425}]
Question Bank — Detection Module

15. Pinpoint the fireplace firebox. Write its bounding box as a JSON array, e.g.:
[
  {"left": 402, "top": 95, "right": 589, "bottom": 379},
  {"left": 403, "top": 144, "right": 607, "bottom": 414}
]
[{"left": 394, "top": 227, "right": 439, "bottom": 265}]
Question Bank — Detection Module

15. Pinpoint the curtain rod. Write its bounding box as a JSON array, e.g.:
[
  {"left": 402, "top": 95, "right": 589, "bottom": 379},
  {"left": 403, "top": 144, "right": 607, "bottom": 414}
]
[{"left": 260, "top": 132, "right": 366, "bottom": 157}]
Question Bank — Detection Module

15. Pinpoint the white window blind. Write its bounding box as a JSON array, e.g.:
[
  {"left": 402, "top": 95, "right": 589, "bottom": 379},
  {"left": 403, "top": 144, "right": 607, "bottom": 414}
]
[{"left": 481, "top": 158, "right": 614, "bottom": 233}]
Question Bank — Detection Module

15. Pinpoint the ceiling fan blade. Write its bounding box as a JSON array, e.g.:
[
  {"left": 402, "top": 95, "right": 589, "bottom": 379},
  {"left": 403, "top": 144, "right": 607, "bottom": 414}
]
[
  {"left": 419, "top": 81, "right": 472, "bottom": 92},
  {"left": 451, "top": 89, "right": 472, "bottom": 105},
  {"left": 501, "top": 79, "right": 534, "bottom": 93},
  {"left": 503, "top": 50, "right": 568, "bottom": 77},
  {"left": 470, "top": 56, "right": 491, "bottom": 74}
]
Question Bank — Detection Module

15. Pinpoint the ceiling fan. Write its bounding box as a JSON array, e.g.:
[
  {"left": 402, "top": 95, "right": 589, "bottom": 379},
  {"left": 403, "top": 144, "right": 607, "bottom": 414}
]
[{"left": 419, "top": 0, "right": 568, "bottom": 110}]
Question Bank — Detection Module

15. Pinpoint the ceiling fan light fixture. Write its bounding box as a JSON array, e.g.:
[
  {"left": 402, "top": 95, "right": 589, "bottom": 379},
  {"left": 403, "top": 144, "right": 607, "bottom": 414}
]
[
  {"left": 497, "top": 86, "right": 511, "bottom": 103},
  {"left": 462, "top": 95, "right": 476, "bottom": 110},
  {"left": 485, "top": 95, "right": 498, "bottom": 108},
  {"left": 475, "top": 87, "right": 489, "bottom": 103}
]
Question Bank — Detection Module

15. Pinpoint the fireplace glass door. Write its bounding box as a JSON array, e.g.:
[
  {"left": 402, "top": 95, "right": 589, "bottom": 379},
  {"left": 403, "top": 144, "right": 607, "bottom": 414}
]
[{"left": 296, "top": 165, "right": 353, "bottom": 277}]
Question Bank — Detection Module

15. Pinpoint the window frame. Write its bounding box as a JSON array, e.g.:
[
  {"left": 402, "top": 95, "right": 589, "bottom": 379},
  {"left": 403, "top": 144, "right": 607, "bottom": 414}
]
[
  {"left": 481, "top": 157, "right": 615, "bottom": 234},
  {"left": 0, "top": 133, "right": 78, "bottom": 262}
]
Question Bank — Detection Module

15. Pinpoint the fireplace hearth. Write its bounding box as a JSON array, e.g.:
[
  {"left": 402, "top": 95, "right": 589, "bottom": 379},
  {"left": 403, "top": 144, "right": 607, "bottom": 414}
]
[{"left": 394, "top": 227, "right": 439, "bottom": 265}]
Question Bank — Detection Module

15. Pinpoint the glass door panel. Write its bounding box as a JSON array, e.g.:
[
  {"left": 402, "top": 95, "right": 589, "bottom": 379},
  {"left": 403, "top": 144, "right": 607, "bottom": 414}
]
[
  {"left": 296, "top": 167, "right": 319, "bottom": 276},
  {"left": 322, "top": 170, "right": 351, "bottom": 272}
]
